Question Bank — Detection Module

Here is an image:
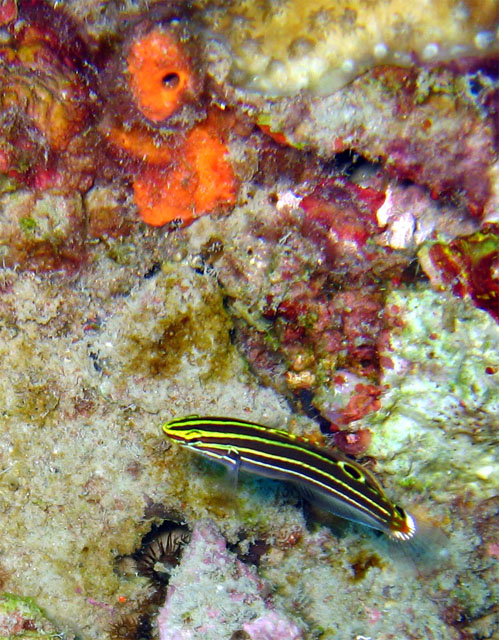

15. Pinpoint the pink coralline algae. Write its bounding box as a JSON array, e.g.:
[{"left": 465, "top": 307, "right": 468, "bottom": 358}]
[
  {"left": 157, "top": 520, "right": 303, "bottom": 640},
  {"left": 299, "top": 178, "right": 389, "bottom": 282},
  {"left": 242, "top": 612, "right": 303, "bottom": 640}
]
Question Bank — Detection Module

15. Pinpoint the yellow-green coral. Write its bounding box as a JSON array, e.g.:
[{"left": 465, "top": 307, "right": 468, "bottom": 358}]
[{"left": 198, "top": 0, "right": 499, "bottom": 94}]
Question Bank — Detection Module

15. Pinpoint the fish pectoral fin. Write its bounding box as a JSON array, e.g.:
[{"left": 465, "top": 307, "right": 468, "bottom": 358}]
[{"left": 221, "top": 447, "right": 241, "bottom": 489}]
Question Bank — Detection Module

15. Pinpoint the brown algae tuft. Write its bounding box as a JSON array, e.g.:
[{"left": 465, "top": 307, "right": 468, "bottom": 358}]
[{"left": 119, "top": 265, "right": 235, "bottom": 383}]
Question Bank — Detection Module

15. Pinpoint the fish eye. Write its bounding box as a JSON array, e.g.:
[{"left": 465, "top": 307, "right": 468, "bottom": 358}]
[
  {"left": 187, "top": 429, "right": 203, "bottom": 441},
  {"left": 339, "top": 461, "right": 364, "bottom": 482}
]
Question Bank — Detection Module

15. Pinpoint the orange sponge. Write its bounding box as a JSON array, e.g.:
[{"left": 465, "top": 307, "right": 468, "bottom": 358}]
[
  {"left": 133, "top": 117, "right": 237, "bottom": 227},
  {"left": 185, "top": 121, "right": 238, "bottom": 215},
  {"left": 127, "top": 28, "right": 195, "bottom": 122},
  {"left": 105, "top": 123, "right": 173, "bottom": 164},
  {"left": 133, "top": 160, "right": 197, "bottom": 226}
]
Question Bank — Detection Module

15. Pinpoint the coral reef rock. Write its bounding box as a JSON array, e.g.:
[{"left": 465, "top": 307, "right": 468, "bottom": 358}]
[
  {"left": 368, "top": 285, "right": 499, "bottom": 500},
  {"left": 157, "top": 520, "right": 304, "bottom": 640},
  {"left": 198, "top": 0, "right": 499, "bottom": 95}
]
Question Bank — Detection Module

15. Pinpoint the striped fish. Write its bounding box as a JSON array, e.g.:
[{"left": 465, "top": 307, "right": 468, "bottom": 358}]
[{"left": 162, "top": 416, "right": 417, "bottom": 541}]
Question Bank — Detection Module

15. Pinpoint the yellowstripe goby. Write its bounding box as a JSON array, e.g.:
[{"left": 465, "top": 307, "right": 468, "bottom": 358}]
[{"left": 162, "top": 416, "right": 417, "bottom": 541}]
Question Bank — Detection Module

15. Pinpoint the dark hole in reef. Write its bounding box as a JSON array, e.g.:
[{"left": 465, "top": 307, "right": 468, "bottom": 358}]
[
  {"left": 467, "top": 75, "right": 485, "bottom": 97},
  {"left": 201, "top": 236, "right": 224, "bottom": 260},
  {"left": 323, "top": 149, "right": 364, "bottom": 176},
  {"left": 162, "top": 72, "right": 180, "bottom": 89},
  {"left": 228, "top": 535, "right": 270, "bottom": 567},
  {"left": 297, "top": 389, "right": 331, "bottom": 433},
  {"left": 400, "top": 257, "right": 428, "bottom": 284},
  {"left": 230, "top": 631, "right": 251, "bottom": 640},
  {"left": 143, "top": 262, "right": 161, "bottom": 279},
  {"left": 89, "top": 351, "right": 102, "bottom": 372}
]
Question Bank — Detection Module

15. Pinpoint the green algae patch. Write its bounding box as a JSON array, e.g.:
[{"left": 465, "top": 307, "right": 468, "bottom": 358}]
[
  {"left": 0, "top": 592, "right": 66, "bottom": 638},
  {"left": 18, "top": 217, "right": 38, "bottom": 234}
]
